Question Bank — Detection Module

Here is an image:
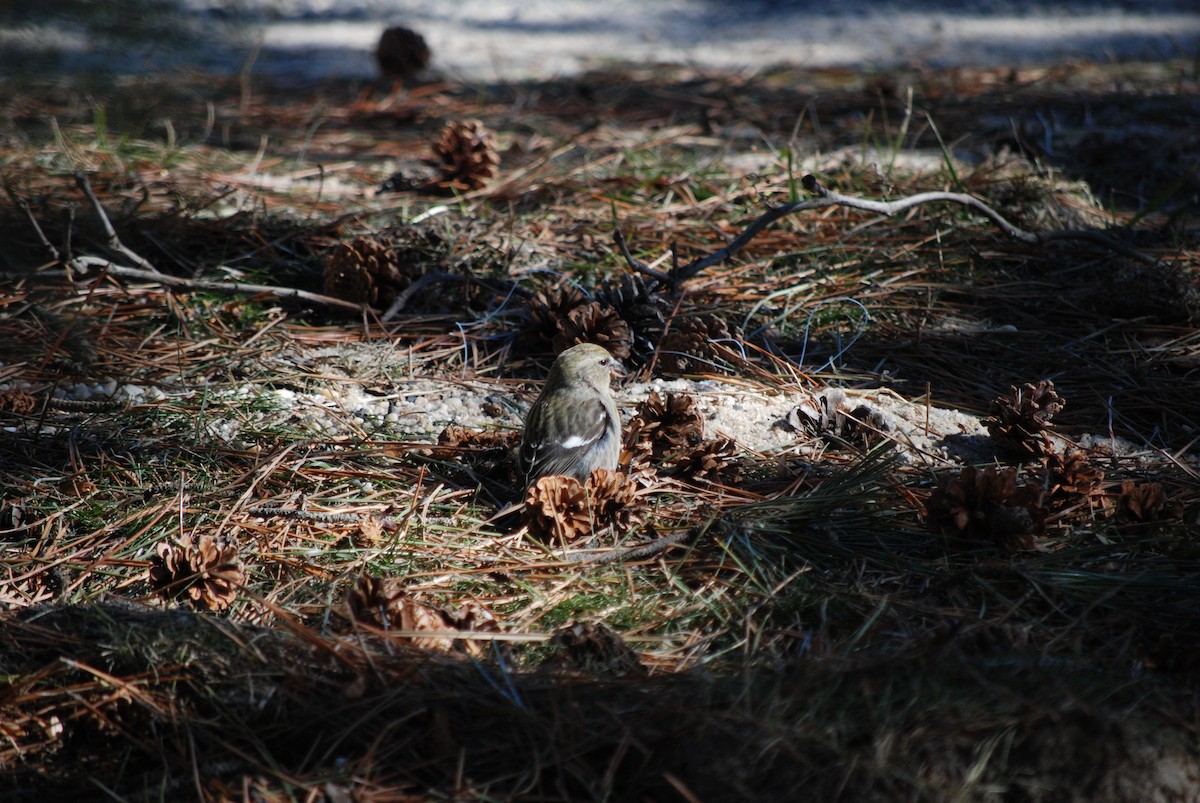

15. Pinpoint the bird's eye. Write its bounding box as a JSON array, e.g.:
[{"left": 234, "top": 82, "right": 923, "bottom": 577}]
[{"left": 600, "top": 357, "right": 610, "bottom": 366}]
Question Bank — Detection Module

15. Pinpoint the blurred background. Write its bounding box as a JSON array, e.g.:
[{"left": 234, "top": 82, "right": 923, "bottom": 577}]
[{"left": 2, "top": 0, "right": 1198, "bottom": 83}]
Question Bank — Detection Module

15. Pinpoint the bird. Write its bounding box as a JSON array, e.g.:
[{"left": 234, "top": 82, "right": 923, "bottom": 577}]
[{"left": 519, "top": 343, "right": 623, "bottom": 486}]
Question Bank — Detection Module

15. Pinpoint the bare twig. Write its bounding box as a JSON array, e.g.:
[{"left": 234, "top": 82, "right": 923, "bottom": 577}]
[
  {"left": 47, "top": 396, "right": 130, "bottom": 413},
  {"left": 74, "top": 172, "right": 164, "bottom": 275},
  {"left": 60, "top": 256, "right": 370, "bottom": 313},
  {"left": 247, "top": 506, "right": 366, "bottom": 524},
  {"left": 613, "top": 228, "right": 672, "bottom": 285},
  {"left": 799, "top": 174, "right": 1159, "bottom": 265},
  {"left": 617, "top": 173, "right": 1162, "bottom": 290},
  {"left": 381, "top": 271, "right": 463, "bottom": 321},
  {"left": 11, "top": 179, "right": 370, "bottom": 313},
  {"left": 4, "top": 186, "right": 61, "bottom": 262},
  {"left": 571, "top": 528, "right": 694, "bottom": 566}
]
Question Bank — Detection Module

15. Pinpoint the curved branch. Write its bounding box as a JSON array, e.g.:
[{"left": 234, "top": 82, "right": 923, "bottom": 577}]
[
  {"left": 612, "top": 228, "right": 672, "bottom": 285},
  {"left": 618, "top": 173, "right": 1162, "bottom": 289},
  {"left": 799, "top": 174, "right": 1159, "bottom": 266}
]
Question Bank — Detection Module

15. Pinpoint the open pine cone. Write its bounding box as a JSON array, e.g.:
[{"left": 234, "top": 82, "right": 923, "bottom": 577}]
[
  {"left": 673, "top": 437, "right": 742, "bottom": 482},
  {"left": 346, "top": 574, "right": 497, "bottom": 656},
  {"left": 148, "top": 535, "right": 245, "bottom": 611},
  {"left": 789, "top": 389, "right": 890, "bottom": 447},
  {"left": 324, "top": 236, "right": 419, "bottom": 307},
  {"left": 1043, "top": 449, "right": 1104, "bottom": 504},
  {"left": 926, "top": 466, "right": 1046, "bottom": 553},
  {"left": 986, "top": 380, "right": 1065, "bottom": 462},
  {"left": 1117, "top": 480, "right": 1180, "bottom": 522},
  {"left": 584, "top": 468, "right": 640, "bottom": 533},
  {"left": 658, "top": 314, "right": 741, "bottom": 376},
  {"left": 594, "top": 273, "right": 670, "bottom": 335},
  {"left": 0, "top": 390, "right": 38, "bottom": 414},
  {"left": 524, "top": 475, "right": 593, "bottom": 542},
  {"left": 552, "top": 302, "right": 633, "bottom": 360},
  {"left": 524, "top": 285, "right": 589, "bottom": 349},
  {"left": 427, "top": 424, "right": 520, "bottom": 460},
  {"left": 624, "top": 392, "right": 705, "bottom": 465},
  {"left": 433, "top": 119, "right": 499, "bottom": 190},
  {"left": 524, "top": 470, "right": 640, "bottom": 543},
  {"left": 545, "top": 620, "right": 646, "bottom": 677},
  {"left": 346, "top": 573, "right": 407, "bottom": 627},
  {"left": 426, "top": 424, "right": 520, "bottom": 487}
]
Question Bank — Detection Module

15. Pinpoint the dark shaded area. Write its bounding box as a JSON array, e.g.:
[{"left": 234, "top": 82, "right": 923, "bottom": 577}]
[
  {"left": 1, "top": 599, "right": 1195, "bottom": 801},
  {"left": 0, "top": 0, "right": 226, "bottom": 75}
]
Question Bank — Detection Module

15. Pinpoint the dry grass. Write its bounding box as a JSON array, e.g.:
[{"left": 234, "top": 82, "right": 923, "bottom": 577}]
[{"left": 1, "top": 58, "right": 1198, "bottom": 801}]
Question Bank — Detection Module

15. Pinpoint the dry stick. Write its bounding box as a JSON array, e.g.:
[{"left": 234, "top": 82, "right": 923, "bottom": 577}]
[
  {"left": 618, "top": 173, "right": 1161, "bottom": 289},
  {"left": 73, "top": 172, "right": 164, "bottom": 275},
  {"left": 5, "top": 185, "right": 112, "bottom": 376},
  {"left": 799, "top": 174, "right": 1159, "bottom": 265},
  {"left": 5, "top": 188, "right": 61, "bottom": 261},
  {"left": 571, "top": 529, "right": 694, "bottom": 566},
  {"left": 613, "top": 227, "right": 672, "bottom": 285},
  {"left": 62, "top": 256, "right": 369, "bottom": 313},
  {"left": 48, "top": 174, "right": 369, "bottom": 313},
  {"left": 47, "top": 396, "right": 128, "bottom": 412},
  {"left": 381, "top": 271, "right": 530, "bottom": 321},
  {"left": 247, "top": 506, "right": 365, "bottom": 524}
]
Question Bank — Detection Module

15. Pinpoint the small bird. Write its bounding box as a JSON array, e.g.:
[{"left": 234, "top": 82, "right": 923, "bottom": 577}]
[{"left": 519, "top": 343, "right": 623, "bottom": 486}]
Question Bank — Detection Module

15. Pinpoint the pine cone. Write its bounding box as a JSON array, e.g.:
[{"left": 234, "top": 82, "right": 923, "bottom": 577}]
[
  {"left": 584, "top": 468, "right": 640, "bottom": 534},
  {"left": 148, "top": 535, "right": 245, "bottom": 611},
  {"left": 625, "top": 392, "right": 704, "bottom": 463},
  {"left": 552, "top": 302, "right": 633, "bottom": 360},
  {"left": 346, "top": 573, "right": 407, "bottom": 627},
  {"left": 673, "top": 437, "right": 741, "bottom": 482},
  {"left": 427, "top": 425, "right": 520, "bottom": 486},
  {"left": 658, "top": 314, "right": 741, "bottom": 376},
  {"left": 789, "top": 389, "right": 889, "bottom": 447},
  {"left": 986, "top": 380, "right": 1065, "bottom": 462},
  {"left": 351, "top": 517, "right": 386, "bottom": 549},
  {"left": 525, "top": 285, "right": 589, "bottom": 349},
  {"left": 0, "top": 390, "right": 38, "bottom": 415},
  {"left": 428, "top": 425, "right": 520, "bottom": 460},
  {"left": 1043, "top": 449, "right": 1104, "bottom": 503},
  {"left": 346, "top": 574, "right": 498, "bottom": 655},
  {"left": 524, "top": 475, "right": 593, "bottom": 542},
  {"left": 324, "top": 236, "right": 419, "bottom": 306},
  {"left": 1117, "top": 480, "right": 1180, "bottom": 522},
  {"left": 433, "top": 119, "right": 499, "bottom": 190},
  {"left": 375, "top": 26, "right": 431, "bottom": 79},
  {"left": 545, "top": 621, "right": 646, "bottom": 676},
  {"left": 594, "top": 273, "right": 670, "bottom": 338},
  {"left": 926, "top": 466, "right": 1046, "bottom": 553},
  {"left": 523, "top": 470, "right": 640, "bottom": 542}
]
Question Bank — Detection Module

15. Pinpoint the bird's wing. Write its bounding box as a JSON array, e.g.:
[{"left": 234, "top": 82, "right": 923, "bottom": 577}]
[{"left": 521, "top": 394, "right": 616, "bottom": 482}]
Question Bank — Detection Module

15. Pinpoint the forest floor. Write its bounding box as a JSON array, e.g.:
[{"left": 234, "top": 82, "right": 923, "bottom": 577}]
[{"left": 0, "top": 56, "right": 1198, "bottom": 801}]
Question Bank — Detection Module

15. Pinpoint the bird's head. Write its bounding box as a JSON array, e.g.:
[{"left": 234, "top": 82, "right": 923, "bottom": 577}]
[{"left": 548, "top": 343, "right": 622, "bottom": 389}]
